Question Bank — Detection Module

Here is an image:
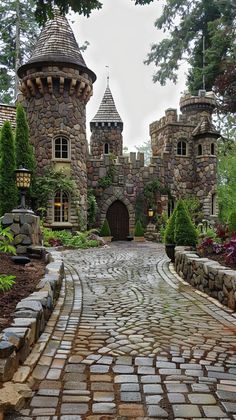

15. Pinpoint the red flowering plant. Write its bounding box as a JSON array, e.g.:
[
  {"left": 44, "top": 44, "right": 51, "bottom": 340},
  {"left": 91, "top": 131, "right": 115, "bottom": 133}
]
[
  {"left": 224, "top": 233, "right": 236, "bottom": 265},
  {"left": 215, "top": 223, "right": 228, "bottom": 242},
  {"left": 197, "top": 237, "right": 214, "bottom": 256}
]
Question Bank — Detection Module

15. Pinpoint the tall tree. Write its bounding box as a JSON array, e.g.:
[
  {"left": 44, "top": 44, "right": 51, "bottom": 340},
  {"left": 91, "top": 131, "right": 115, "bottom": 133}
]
[
  {"left": 0, "top": 122, "right": 18, "bottom": 215},
  {"left": 0, "top": 0, "right": 39, "bottom": 103},
  {"left": 15, "top": 103, "right": 35, "bottom": 172},
  {"left": 143, "top": 0, "right": 236, "bottom": 94},
  {"left": 135, "top": 139, "right": 152, "bottom": 165}
]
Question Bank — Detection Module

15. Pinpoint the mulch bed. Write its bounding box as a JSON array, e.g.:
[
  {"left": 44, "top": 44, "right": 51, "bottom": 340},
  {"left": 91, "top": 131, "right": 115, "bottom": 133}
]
[
  {"left": 199, "top": 252, "right": 236, "bottom": 271},
  {"left": 0, "top": 253, "right": 46, "bottom": 333}
]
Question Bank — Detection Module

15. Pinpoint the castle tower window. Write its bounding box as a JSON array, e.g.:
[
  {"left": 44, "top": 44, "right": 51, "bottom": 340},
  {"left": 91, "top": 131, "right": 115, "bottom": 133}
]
[
  {"left": 198, "top": 144, "right": 202, "bottom": 156},
  {"left": 211, "top": 193, "right": 216, "bottom": 216},
  {"left": 211, "top": 143, "right": 215, "bottom": 155},
  {"left": 104, "top": 143, "right": 109, "bottom": 155},
  {"left": 54, "top": 190, "right": 69, "bottom": 222},
  {"left": 177, "top": 141, "right": 187, "bottom": 156},
  {"left": 54, "top": 136, "right": 70, "bottom": 159}
]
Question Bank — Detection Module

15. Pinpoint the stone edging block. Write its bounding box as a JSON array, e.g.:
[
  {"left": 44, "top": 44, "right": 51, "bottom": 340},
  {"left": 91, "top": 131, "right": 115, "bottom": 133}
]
[
  {"left": 175, "top": 249, "right": 236, "bottom": 311},
  {"left": 0, "top": 250, "right": 64, "bottom": 382}
]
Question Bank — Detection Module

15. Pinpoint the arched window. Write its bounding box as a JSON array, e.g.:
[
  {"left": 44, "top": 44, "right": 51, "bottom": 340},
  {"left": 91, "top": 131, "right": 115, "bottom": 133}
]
[
  {"left": 104, "top": 143, "right": 109, "bottom": 155},
  {"left": 54, "top": 136, "right": 70, "bottom": 159},
  {"left": 211, "top": 143, "right": 215, "bottom": 155},
  {"left": 198, "top": 144, "right": 202, "bottom": 156},
  {"left": 211, "top": 193, "right": 217, "bottom": 216},
  {"left": 177, "top": 141, "right": 187, "bottom": 156},
  {"left": 54, "top": 191, "right": 69, "bottom": 222}
]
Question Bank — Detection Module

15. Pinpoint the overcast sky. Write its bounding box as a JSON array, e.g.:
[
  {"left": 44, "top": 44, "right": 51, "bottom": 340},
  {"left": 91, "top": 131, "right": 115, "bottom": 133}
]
[{"left": 71, "top": 0, "right": 187, "bottom": 151}]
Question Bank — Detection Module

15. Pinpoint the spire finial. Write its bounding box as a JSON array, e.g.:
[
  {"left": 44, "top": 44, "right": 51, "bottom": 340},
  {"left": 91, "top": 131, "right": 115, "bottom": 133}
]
[{"left": 105, "top": 65, "right": 109, "bottom": 87}]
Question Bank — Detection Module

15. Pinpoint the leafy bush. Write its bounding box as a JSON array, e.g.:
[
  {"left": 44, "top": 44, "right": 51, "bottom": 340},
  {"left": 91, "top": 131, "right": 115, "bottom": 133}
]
[
  {"left": 134, "top": 220, "right": 144, "bottom": 237},
  {"left": 164, "top": 208, "right": 177, "bottom": 244},
  {"left": 174, "top": 200, "right": 198, "bottom": 247},
  {"left": 0, "top": 275, "right": 16, "bottom": 292},
  {"left": 0, "top": 225, "right": 16, "bottom": 255},
  {"left": 228, "top": 210, "right": 236, "bottom": 236},
  {"left": 42, "top": 227, "right": 100, "bottom": 248},
  {"left": 100, "top": 219, "right": 111, "bottom": 237},
  {"left": 87, "top": 189, "right": 98, "bottom": 227},
  {"left": 224, "top": 234, "right": 236, "bottom": 265}
]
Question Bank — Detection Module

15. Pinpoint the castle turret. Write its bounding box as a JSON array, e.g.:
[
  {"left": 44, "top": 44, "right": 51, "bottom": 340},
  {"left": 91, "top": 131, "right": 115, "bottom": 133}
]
[
  {"left": 17, "top": 10, "right": 96, "bottom": 228},
  {"left": 90, "top": 81, "right": 123, "bottom": 158}
]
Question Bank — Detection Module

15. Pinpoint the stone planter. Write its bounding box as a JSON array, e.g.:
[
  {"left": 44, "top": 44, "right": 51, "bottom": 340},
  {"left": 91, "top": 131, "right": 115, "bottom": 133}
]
[
  {"left": 134, "top": 236, "right": 145, "bottom": 242},
  {"left": 165, "top": 244, "right": 176, "bottom": 262}
]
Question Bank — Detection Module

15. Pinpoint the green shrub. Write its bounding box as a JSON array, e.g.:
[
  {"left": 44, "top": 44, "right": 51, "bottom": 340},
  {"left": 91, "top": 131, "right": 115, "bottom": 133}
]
[
  {"left": 0, "top": 275, "right": 15, "bottom": 292},
  {"left": 134, "top": 220, "right": 144, "bottom": 237},
  {"left": 100, "top": 219, "right": 111, "bottom": 236},
  {"left": 0, "top": 225, "right": 16, "bottom": 255},
  {"left": 174, "top": 200, "right": 198, "bottom": 247},
  {"left": 41, "top": 227, "right": 100, "bottom": 248},
  {"left": 164, "top": 208, "right": 177, "bottom": 244},
  {"left": 228, "top": 210, "right": 236, "bottom": 235}
]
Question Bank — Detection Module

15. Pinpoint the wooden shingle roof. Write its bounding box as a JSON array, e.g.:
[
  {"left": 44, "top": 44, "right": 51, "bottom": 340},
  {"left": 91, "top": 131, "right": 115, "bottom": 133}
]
[
  {"left": 91, "top": 86, "right": 123, "bottom": 125},
  {"left": 192, "top": 114, "right": 219, "bottom": 137},
  {"left": 18, "top": 10, "right": 96, "bottom": 82},
  {"left": 0, "top": 104, "right": 16, "bottom": 128}
]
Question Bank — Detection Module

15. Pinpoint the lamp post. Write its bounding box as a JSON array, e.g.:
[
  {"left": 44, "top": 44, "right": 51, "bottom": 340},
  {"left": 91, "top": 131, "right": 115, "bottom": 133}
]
[
  {"left": 13, "top": 167, "right": 33, "bottom": 213},
  {"left": 148, "top": 208, "right": 154, "bottom": 223}
]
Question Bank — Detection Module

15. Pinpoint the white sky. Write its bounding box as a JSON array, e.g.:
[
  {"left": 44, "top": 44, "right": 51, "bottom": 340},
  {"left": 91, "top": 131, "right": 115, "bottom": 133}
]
[{"left": 70, "top": 0, "right": 188, "bottom": 151}]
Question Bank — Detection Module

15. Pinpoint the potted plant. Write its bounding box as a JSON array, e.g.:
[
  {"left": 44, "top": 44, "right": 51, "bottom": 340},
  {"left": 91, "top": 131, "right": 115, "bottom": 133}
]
[
  {"left": 164, "top": 207, "right": 177, "bottom": 262},
  {"left": 134, "top": 220, "right": 145, "bottom": 242},
  {"left": 100, "top": 218, "right": 113, "bottom": 242},
  {"left": 174, "top": 200, "right": 198, "bottom": 248}
]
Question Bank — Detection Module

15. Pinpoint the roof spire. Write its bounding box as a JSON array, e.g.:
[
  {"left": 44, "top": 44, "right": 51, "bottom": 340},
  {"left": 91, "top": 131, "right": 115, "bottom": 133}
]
[{"left": 105, "top": 65, "right": 109, "bottom": 87}]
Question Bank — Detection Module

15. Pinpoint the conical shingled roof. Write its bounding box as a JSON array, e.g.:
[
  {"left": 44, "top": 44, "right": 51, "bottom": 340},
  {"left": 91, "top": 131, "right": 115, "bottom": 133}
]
[
  {"left": 192, "top": 114, "right": 219, "bottom": 137},
  {"left": 18, "top": 10, "right": 96, "bottom": 82},
  {"left": 91, "top": 86, "right": 123, "bottom": 125}
]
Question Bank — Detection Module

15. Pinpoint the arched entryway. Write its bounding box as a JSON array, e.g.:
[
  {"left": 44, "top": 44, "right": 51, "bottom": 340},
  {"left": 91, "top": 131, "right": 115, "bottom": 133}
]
[{"left": 106, "top": 200, "right": 129, "bottom": 240}]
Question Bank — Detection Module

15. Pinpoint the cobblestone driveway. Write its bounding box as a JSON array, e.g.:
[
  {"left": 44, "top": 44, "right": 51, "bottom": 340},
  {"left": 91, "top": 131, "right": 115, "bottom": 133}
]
[{"left": 15, "top": 242, "right": 236, "bottom": 419}]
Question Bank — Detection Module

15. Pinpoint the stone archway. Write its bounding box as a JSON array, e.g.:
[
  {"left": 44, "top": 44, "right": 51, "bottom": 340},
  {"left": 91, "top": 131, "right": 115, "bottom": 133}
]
[
  {"left": 106, "top": 200, "right": 129, "bottom": 240},
  {"left": 100, "top": 191, "right": 135, "bottom": 237}
]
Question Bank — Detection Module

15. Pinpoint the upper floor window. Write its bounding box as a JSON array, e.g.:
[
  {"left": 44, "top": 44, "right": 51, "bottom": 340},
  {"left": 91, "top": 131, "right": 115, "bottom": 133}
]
[
  {"left": 211, "top": 143, "right": 215, "bottom": 155},
  {"left": 177, "top": 140, "right": 187, "bottom": 156},
  {"left": 54, "top": 136, "right": 70, "bottom": 159},
  {"left": 198, "top": 144, "right": 202, "bottom": 156},
  {"left": 54, "top": 190, "right": 69, "bottom": 222},
  {"left": 104, "top": 143, "right": 109, "bottom": 155}
]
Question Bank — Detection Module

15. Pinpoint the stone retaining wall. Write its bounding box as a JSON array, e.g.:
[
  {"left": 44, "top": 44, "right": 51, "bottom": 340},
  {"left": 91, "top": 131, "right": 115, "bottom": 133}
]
[
  {"left": 175, "top": 249, "right": 236, "bottom": 310},
  {"left": 0, "top": 251, "right": 64, "bottom": 382}
]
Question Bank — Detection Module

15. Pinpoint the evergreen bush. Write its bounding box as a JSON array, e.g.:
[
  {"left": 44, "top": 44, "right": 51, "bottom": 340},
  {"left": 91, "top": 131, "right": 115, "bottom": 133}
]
[
  {"left": 174, "top": 200, "right": 198, "bottom": 247},
  {"left": 134, "top": 220, "right": 144, "bottom": 237},
  {"left": 164, "top": 207, "right": 177, "bottom": 244},
  {"left": 0, "top": 121, "right": 18, "bottom": 215},
  {"left": 15, "top": 104, "right": 35, "bottom": 171},
  {"left": 228, "top": 210, "right": 236, "bottom": 235},
  {"left": 100, "top": 218, "right": 111, "bottom": 236}
]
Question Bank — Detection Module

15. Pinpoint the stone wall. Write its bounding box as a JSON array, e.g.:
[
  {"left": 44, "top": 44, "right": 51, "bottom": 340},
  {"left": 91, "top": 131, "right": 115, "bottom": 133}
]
[
  {"left": 175, "top": 250, "right": 236, "bottom": 310},
  {"left": 2, "top": 213, "right": 42, "bottom": 254},
  {"left": 0, "top": 251, "right": 64, "bottom": 383},
  {"left": 90, "top": 123, "right": 123, "bottom": 158}
]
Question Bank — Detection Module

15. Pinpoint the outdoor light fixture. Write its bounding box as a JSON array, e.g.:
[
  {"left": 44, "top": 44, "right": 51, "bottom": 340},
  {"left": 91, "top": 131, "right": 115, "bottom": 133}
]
[
  {"left": 14, "top": 167, "right": 33, "bottom": 213},
  {"left": 148, "top": 208, "right": 154, "bottom": 218}
]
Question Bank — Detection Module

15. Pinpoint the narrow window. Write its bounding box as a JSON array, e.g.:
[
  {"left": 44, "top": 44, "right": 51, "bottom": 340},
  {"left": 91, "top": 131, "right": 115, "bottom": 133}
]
[
  {"left": 198, "top": 144, "right": 202, "bottom": 156},
  {"left": 211, "top": 143, "right": 215, "bottom": 155},
  {"left": 54, "top": 191, "right": 69, "bottom": 222},
  {"left": 54, "top": 137, "right": 69, "bottom": 159},
  {"left": 211, "top": 193, "right": 216, "bottom": 216},
  {"left": 177, "top": 141, "right": 187, "bottom": 156},
  {"left": 104, "top": 143, "right": 109, "bottom": 155}
]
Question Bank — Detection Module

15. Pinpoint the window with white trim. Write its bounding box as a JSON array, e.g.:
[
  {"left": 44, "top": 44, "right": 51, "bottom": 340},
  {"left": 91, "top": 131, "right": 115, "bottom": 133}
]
[
  {"left": 54, "top": 136, "right": 70, "bottom": 159},
  {"left": 54, "top": 191, "right": 69, "bottom": 222},
  {"left": 177, "top": 140, "right": 187, "bottom": 156}
]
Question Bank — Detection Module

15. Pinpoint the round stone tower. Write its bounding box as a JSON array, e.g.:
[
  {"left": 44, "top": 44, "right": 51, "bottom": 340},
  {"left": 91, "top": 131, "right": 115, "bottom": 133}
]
[
  {"left": 17, "top": 10, "right": 96, "bottom": 228},
  {"left": 90, "top": 80, "right": 123, "bottom": 158}
]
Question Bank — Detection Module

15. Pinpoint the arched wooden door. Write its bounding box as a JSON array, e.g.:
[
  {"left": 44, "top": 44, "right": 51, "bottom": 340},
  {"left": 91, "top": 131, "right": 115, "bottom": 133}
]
[{"left": 106, "top": 200, "right": 129, "bottom": 241}]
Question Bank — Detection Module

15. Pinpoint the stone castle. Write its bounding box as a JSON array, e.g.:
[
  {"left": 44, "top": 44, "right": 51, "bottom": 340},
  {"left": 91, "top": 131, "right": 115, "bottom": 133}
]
[{"left": 0, "top": 12, "right": 219, "bottom": 240}]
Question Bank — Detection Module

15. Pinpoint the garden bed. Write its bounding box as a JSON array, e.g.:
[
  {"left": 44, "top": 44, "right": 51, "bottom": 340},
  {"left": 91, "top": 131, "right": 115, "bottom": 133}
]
[
  {"left": 0, "top": 253, "right": 46, "bottom": 333},
  {"left": 200, "top": 252, "right": 236, "bottom": 271}
]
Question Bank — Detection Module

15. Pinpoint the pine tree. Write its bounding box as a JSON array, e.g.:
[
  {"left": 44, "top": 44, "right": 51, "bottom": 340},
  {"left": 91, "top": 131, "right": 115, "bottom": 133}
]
[
  {"left": 0, "top": 0, "right": 39, "bottom": 103},
  {"left": 15, "top": 103, "right": 35, "bottom": 171},
  {"left": 164, "top": 207, "right": 177, "bottom": 244},
  {"left": 174, "top": 201, "right": 198, "bottom": 247},
  {"left": 0, "top": 121, "right": 18, "bottom": 215}
]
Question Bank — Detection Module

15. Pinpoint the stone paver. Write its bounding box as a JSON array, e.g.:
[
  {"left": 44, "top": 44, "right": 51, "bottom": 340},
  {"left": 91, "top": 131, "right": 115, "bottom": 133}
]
[{"left": 5, "top": 242, "right": 236, "bottom": 419}]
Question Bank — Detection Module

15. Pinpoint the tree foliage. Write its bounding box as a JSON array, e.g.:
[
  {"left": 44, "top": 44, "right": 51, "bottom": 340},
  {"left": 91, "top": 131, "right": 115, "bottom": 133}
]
[
  {"left": 0, "top": 0, "right": 39, "bottom": 103},
  {"left": 135, "top": 139, "right": 152, "bottom": 165},
  {"left": 15, "top": 104, "right": 36, "bottom": 172},
  {"left": 100, "top": 218, "right": 111, "bottom": 236},
  {"left": 174, "top": 200, "right": 198, "bottom": 247},
  {"left": 144, "top": 0, "right": 236, "bottom": 94},
  {"left": 0, "top": 122, "right": 18, "bottom": 215},
  {"left": 164, "top": 207, "right": 177, "bottom": 244}
]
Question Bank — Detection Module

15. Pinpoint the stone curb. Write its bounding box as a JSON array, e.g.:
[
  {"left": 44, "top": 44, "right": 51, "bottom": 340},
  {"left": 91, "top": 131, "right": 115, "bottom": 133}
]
[
  {"left": 0, "top": 250, "right": 64, "bottom": 383},
  {"left": 175, "top": 248, "right": 236, "bottom": 311}
]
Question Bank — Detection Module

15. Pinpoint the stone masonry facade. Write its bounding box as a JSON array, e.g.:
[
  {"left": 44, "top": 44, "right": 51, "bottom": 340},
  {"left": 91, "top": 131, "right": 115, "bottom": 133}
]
[{"left": 0, "top": 12, "right": 220, "bottom": 236}]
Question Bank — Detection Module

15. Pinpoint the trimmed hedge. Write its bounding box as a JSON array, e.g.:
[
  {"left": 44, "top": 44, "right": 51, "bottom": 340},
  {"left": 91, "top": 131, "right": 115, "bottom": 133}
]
[
  {"left": 164, "top": 207, "right": 177, "bottom": 244},
  {"left": 174, "top": 200, "right": 198, "bottom": 247},
  {"left": 100, "top": 218, "right": 111, "bottom": 236},
  {"left": 134, "top": 220, "right": 144, "bottom": 237}
]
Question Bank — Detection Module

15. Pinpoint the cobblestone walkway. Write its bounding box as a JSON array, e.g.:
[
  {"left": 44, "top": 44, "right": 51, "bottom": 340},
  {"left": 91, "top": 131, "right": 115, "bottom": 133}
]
[{"left": 12, "top": 242, "right": 236, "bottom": 419}]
